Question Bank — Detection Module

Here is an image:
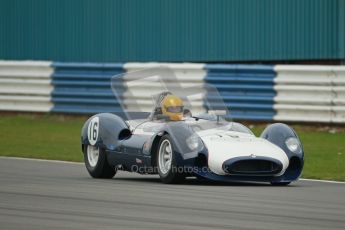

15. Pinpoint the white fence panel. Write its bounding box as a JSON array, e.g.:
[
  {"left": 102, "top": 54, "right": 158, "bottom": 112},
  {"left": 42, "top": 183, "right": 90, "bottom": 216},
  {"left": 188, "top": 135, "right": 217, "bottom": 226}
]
[
  {"left": 0, "top": 61, "right": 53, "bottom": 112},
  {"left": 274, "top": 65, "right": 345, "bottom": 123}
]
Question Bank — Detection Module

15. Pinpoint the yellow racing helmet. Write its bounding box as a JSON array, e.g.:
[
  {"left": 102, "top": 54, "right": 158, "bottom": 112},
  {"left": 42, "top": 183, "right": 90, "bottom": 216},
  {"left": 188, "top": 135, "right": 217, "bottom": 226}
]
[{"left": 161, "top": 95, "right": 184, "bottom": 121}]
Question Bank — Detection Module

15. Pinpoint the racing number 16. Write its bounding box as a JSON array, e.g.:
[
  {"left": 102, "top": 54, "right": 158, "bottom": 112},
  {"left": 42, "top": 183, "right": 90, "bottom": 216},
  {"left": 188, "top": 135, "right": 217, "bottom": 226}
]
[{"left": 88, "top": 117, "right": 99, "bottom": 145}]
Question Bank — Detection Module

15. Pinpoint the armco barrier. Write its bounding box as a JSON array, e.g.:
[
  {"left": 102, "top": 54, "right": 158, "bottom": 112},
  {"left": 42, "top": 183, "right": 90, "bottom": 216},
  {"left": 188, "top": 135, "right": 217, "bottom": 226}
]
[
  {"left": 51, "top": 63, "right": 124, "bottom": 114},
  {"left": 274, "top": 65, "right": 345, "bottom": 123},
  {"left": 205, "top": 64, "right": 275, "bottom": 121},
  {"left": 1, "top": 60, "right": 344, "bottom": 124},
  {"left": 0, "top": 61, "right": 54, "bottom": 112}
]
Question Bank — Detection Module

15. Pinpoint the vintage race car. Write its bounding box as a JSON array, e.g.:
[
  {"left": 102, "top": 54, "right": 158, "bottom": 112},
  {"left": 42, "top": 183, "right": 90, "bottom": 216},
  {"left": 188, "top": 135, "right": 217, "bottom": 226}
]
[{"left": 81, "top": 92, "right": 304, "bottom": 185}]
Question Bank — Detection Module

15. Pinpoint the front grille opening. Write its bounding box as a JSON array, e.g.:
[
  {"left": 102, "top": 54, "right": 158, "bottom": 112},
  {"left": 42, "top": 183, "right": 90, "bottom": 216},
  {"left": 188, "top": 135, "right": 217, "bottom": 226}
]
[{"left": 225, "top": 159, "right": 282, "bottom": 175}]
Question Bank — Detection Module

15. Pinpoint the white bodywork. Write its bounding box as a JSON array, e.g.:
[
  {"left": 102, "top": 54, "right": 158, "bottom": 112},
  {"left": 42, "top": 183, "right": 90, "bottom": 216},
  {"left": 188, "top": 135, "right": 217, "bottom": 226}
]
[{"left": 197, "top": 129, "right": 289, "bottom": 176}]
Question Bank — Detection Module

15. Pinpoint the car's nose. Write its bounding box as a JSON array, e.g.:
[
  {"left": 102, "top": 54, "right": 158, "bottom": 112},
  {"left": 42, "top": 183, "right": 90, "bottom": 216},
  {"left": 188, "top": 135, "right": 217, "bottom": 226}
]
[
  {"left": 200, "top": 133, "right": 289, "bottom": 176},
  {"left": 222, "top": 156, "right": 283, "bottom": 175}
]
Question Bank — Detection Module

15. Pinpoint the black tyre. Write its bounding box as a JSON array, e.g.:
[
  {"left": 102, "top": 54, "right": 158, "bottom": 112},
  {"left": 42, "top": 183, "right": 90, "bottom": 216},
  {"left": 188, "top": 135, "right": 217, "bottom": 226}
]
[
  {"left": 83, "top": 145, "right": 116, "bottom": 179},
  {"left": 156, "top": 135, "right": 185, "bottom": 184},
  {"left": 270, "top": 181, "right": 291, "bottom": 186}
]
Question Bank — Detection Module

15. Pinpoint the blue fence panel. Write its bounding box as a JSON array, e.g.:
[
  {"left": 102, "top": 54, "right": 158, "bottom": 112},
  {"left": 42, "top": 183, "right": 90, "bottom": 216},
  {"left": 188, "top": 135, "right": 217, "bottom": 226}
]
[
  {"left": 51, "top": 63, "right": 125, "bottom": 114},
  {"left": 205, "top": 64, "right": 276, "bottom": 121}
]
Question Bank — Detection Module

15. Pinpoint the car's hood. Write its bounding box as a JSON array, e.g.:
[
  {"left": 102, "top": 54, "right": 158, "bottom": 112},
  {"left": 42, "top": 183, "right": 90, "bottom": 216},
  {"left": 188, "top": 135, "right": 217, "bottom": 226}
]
[{"left": 197, "top": 129, "right": 289, "bottom": 176}]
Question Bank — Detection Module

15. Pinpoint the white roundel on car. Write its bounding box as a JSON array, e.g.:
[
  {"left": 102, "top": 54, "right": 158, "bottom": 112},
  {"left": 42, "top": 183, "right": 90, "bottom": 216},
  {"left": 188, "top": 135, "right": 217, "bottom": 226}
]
[{"left": 88, "top": 117, "right": 99, "bottom": 146}]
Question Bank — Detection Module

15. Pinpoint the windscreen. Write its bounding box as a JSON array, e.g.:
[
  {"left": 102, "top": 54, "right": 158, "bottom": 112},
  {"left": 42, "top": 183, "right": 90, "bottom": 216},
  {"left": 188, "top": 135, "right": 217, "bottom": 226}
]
[{"left": 110, "top": 67, "right": 230, "bottom": 121}]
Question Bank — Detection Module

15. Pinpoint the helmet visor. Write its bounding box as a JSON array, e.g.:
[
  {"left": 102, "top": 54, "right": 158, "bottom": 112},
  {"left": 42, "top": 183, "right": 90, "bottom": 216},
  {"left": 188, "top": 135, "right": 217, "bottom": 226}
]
[{"left": 166, "top": 106, "right": 183, "bottom": 113}]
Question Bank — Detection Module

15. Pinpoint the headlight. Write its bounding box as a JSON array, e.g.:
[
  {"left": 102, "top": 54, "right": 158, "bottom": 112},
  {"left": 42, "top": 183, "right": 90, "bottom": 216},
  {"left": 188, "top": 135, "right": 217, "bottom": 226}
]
[
  {"left": 186, "top": 134, "right": 201, "bottom": 151},
  {"left": 285, "top": 137, "right": 302, "bottom": 154}
]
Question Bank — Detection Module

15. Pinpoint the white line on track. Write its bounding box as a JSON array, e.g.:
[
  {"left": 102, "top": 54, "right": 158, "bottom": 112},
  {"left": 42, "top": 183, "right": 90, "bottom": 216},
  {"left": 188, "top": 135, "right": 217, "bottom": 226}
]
[
  {"left": 300, "top": 178, "right": 345, "bottom": 184},
  {"left": 1, "top": 156, "right": 344, "bottom": 184}
]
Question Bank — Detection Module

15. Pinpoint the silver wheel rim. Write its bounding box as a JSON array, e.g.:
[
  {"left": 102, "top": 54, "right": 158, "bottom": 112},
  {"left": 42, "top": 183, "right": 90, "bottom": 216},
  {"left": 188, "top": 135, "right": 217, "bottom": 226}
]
[
  {"left": 87, "top": 145, "right": 99, "bottom": 167},
  {"left": 158, "top": 139, "right": 172, "bottom": 175}
]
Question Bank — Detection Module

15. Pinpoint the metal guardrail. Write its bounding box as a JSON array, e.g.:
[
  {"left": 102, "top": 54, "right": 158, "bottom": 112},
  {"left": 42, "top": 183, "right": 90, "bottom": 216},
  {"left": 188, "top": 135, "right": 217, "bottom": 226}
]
[
  {"left": 1, "top": 61, "right": 344, "bottom": 123},
  {"left": 274, "top": 65, "right": 345, "bottom": 123},
  {"left": 0, "top": 61, "right": 54, "bottom": 112}
]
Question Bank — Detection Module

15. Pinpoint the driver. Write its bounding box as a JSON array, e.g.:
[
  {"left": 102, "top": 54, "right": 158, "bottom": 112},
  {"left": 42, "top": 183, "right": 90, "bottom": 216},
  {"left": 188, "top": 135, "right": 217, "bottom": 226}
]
[{"left": 161, "top": 95, "right": 184, "bottom": 121}]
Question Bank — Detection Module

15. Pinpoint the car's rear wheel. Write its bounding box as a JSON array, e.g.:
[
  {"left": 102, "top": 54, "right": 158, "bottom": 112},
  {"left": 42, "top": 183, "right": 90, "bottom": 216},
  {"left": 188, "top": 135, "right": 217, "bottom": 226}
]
[
  {"left": 84, "top": 145, "right": 116, "bottom": 179},
  {"left": 157, "top": 135, "right": 185, "bottom": 184}
]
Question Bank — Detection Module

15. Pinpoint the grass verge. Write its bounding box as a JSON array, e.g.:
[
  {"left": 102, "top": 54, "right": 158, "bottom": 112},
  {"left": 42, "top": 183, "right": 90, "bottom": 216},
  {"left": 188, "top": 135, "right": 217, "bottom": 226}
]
[{"left": 0, "top": 113, "right": 344, "bottom": 181}]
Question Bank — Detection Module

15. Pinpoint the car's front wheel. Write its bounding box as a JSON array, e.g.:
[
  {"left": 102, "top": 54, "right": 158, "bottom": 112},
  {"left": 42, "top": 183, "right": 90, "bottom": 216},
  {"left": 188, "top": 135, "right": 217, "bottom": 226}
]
[
  {"left": 157, "top": 135, "right": 185, "bottom": 184},
  {"left": 83, "top": 145, "right": 116, "bottom": 179}
]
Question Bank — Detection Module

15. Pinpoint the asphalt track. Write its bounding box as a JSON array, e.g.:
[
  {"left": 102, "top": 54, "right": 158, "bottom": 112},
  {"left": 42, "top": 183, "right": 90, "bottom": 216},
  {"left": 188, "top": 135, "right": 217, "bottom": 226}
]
[{"left": 0, "top": 158, "right": 344, "bottom": 230}]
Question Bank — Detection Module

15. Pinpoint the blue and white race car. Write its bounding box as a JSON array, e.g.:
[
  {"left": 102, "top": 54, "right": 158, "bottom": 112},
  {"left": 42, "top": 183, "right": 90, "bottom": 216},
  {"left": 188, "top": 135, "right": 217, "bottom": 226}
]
[{"left": 81, "top": 89, "right": 304, "bottom": 185}]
